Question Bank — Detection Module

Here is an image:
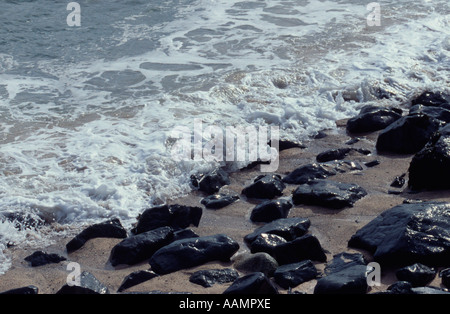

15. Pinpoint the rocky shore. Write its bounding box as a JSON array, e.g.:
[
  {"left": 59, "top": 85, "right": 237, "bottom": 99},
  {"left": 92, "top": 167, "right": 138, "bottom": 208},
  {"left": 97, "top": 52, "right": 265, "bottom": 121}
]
[{"left": 1, "top": 91, "right": 450, "bottom": 295}]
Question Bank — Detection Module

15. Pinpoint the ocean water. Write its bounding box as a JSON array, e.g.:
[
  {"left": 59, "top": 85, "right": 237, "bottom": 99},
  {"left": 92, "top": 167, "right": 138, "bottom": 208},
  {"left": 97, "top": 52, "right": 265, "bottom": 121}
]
[{"left": 0, "top": 0, "right": 449, "bottom": 273}]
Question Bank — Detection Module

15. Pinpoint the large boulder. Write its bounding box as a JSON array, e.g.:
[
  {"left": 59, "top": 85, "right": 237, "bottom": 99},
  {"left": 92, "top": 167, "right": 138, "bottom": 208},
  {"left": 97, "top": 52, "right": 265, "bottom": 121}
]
[
  {"left": 109, "top": 226, "right": 174, "bottom": 266},
  {"left": 348, "top": 201, "right": 450, "bottom": 266},
  {"left": 346, "top": 105, "right": 402, "bottom": 134},
  {"left": 292, "top": 179, "right": 367, "bottom": 209},
  {"left": 66, "top": 218, "right": 127, "bottom": 253},
  {"left": 408, "top": 125, "right": 450, "bottom": 190},
  {"left": 132, "top": 204, "right": 202, "bottom": 234},
  {"left": 149, "top": 234, "right": 239, "bottom": 274},
  {"left": 376, "top": 113, "right": 443, "bottom": 154},
  {"left": 242, "top": 174, "right": 285, "bottom": 199}
]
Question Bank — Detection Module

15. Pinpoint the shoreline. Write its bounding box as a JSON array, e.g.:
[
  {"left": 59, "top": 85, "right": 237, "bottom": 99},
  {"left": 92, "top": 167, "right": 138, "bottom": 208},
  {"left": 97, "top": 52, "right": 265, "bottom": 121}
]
[{"left": 1, "top": 118, "right": 449, "bottom": 294}]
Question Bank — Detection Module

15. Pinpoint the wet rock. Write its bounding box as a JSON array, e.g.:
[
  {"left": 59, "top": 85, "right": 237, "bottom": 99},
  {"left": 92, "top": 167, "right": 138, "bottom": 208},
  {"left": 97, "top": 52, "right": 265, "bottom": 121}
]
[
  {"left": 408, "top": 125, "right": 450, "bottom": 191},
  {"left": 201, "top": 193, "right": 239, "bottom": 209},
  {"left": 376, "top": 113, "right": 443, "bottom": 154},
  {"left": 395, "top": 263, "right": 436, "bottom": 287},
  {"left": 248, "top": 233, "right": 287, "bottom": 255},
  {"left": 233, "top": 252, "right": 278, "bottom": 276},
  {"left": 274, "top": 260, "right": 318, "bottom": 289},
  {"left": 364, "top": 160, "right": 380, "bottom": 167},
  {"left": 132, "top": 204, "right": 202, "bottom": 234},
  {"left": 66, "top": 218, "right": 127, "bottom": 253},
  {"left": 250, "top": 198, "right": 292, "bottom": 223},
  {"left": 346, "top": 105, "right": 402, "bottom": 134},
  {"left": 282, "top": 163, "right": 337, "bottom": 184},
  {"left": 223, "top": 272, "right": 278, "bottom": 294},
  {"left": 390, "top": 174, "right": 406, "bottom": 188},
  {"left": 383, "top": 281, "right": 450, "bottom": 294},
  {"left": 324, "top": 252, "right": 366, "bottom": 274},
  {"left": 440, "top": 268, "right": 450, "bottom": 288},
  {"left": 273, "top": 234, "right": 327, "bottom": 265},
  {"left": 117, "top": 270, "right": 158, "bottom": 292},
  {"left": 411, "top": 91, "right": 449, "bottom": 108},
  {"left": 409, "top": 104, "right": 450, "bottom": 123},
  {"left": 173, "top": 228, "right": 199, "bottom": 241},
  {"left": 197, "top": 168, "right": 230, "bottom": 194},
  {"left": 242, "top": 174, "right": 285, "bottom": 199},
  {"left": 109, "top": 226, "right": 174, "bottom": 267},
  {"left": 149, "top": 234, "right": 239, "bottom": 275},
  {"left": 189, "top": 268, "right": 239, "bottom": 288},
  {"left": 316, "top": 148, "right": 353, "bottom": 162},
  {"left": 276, "top": 139, "right": 306, "bottom": 151},
  {"left": 56, "top": 271, "right": 109, "bottom": 294},
  {"left": 0, "top": 285, "right": 39, "bottom": 295},
  {"left": 348, "top": 201, "right": 450, "bottom": 266},
  {"left": 292, "top": 179, "right": 367, "bottom": 209},
  {"left": 244, "top": 217, "right": 311, "bottom": 244},
  {"left": 24, "top": 251, "right": 66, "bottom": 267}
]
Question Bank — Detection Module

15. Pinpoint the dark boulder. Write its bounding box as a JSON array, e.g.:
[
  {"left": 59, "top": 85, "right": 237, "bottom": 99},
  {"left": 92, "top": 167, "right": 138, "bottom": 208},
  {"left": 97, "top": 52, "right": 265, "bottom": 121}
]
[
  {"left": 346, "top": 105, "right": 402, "bottom": 134},
  {"left": 223, "top": 272, "right": 278, "bottom": 294},
  {"left": 132, "top": 204, "right": 202, "bottom": 234},
  {"left": 197, "top": 168, "right": 230, "bottom": 194},
  {"left": 274, "top": 260, "right": 318, "bottom": 289},
  {"left": 314, "top": 253, "right": 368, "bottom": 294},
  {"left": 440, "top": 268, "right": 450, "bottom": 288},
  {"left": 117, "top": 270, "right": 158, "bottom": 292},
  {"left": 376, "top": 113, "right": 443, "bottom": 154},
  {"left": 273, "top": 234, "right": 327, "bottom": 265},
  {"left": 233, "top": 252, "right": 278, "bottom": 276},
  {"left": 0, "top": 285, "right": 39, "bottom": 294},
  {"left": 248, "top": 233, "right": 287, "bottom": 256},
  {"left": 173, "top": 228, "right": 199, "bottom": 241},
  {"left": 189, "top": 268, "right": 239, "bottom": 288},
  {"left": 250, "top": 198, "right": 292, "bottom": 223},
  {"left": 411, "top": 91, "right": 449, "bottom": 108},
  {"left": 383, "top": 281, "right": 450, "bottom": 294},
  {"left": 201, "top": 193, "right": 239, "bottom": 209},
  {"left": 149, "top": 234, "right": 239, "bottom": 275},
  {"left": 395, "top": 263, "right": 436, "bottom": 287},
  {"left": 348, "top": 201, "right": 450, "bottom": 266},
  {"left": 408, "top": 125, "right": 450, "bottom": 191},
  {"left": 409, "top": 104, "right": 450, "bottom": 123},
  {"left": 109, "top": 226, "right": 174, "bottom": 266},
  {"left": 56, "top": 271, "right": 109, "bottom": 294},
  {"left": 244, "top": 217, "right": 311, "bottom": 244},
  {"left": 66, "top": 218, "right": 127, "bottom": 253},
  {"left": 242, "top": 174, "right": 285, "bottom": 199},
  {"left": 292, "top": 179, "right": 367, "bottom": 209},
  {"left": 24, "top": 251, "right": 66, "bottom": 267},
  {"left": 282, "top": 163, "right": 336, "bottom": 185}
]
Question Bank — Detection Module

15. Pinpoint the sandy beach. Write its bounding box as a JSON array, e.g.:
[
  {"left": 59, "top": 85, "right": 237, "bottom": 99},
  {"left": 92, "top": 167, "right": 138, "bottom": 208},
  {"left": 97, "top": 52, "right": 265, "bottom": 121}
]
[{"left": 1, "top": 119, "right": 449, "bottom": 295}]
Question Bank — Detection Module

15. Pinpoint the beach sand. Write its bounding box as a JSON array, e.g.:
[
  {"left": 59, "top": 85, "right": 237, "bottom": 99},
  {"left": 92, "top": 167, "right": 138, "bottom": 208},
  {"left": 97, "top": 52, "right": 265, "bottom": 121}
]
[{"left": 1, "top": 120, "right": 449, "bottom": 294}]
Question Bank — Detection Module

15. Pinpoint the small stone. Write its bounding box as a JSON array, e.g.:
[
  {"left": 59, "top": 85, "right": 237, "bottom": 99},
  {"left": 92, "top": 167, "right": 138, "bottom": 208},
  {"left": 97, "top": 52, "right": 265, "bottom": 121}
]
[
  {"left": 233, "top": 252, "right": 279, "bottom": 276},
  {"left": 248, "top": 233, "right": 287, "bottom": 256},
  {"left": 189, "top": 269, "right": 239, "bottom": 288},
  {"left": 56, "top": 271, "right": 109, "bottom": 294},
  {"left": 223, "top": 272, "right": 278, "bottom": 294},
  {"left": 117, "top": 270, "right": 158, "bottom": 292},
  {"left": 250, "top": 198, "right": 292, "bottom": 223},
  {"left": 201, "top": 193, "right": 239, "bottom": 209},
  {"left": 274, "top": 260, "right": 318, "bottom": 289},
  {"left": 273, "top": 234, "right": 327, "bottom": 265},
  {"left": 396, "top": 263, "right": 436, "bottom": 287},
  {"left": 198, "top": 168, "right": 230, "bottom": 194},
  {"left": 242, "top": 174, "right": 285, "bottom": 199},
  {"left": 0, "top": 285, "right": 39, "bottom": 295},
  {"left": 244, "top": 217, "right": 311, "bottom": 244},
  {"left": 282, "top": 163, "right": 336, "bottom": 185},
  {"left": 24, "top": 251, "right": 66, "bottom": 267}
]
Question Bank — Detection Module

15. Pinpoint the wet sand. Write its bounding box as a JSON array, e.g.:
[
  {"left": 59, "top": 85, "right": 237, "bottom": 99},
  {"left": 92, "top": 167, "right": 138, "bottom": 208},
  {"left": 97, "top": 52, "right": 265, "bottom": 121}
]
[{"left": 1, "top": 120, "right": 449, "bottom": 294}]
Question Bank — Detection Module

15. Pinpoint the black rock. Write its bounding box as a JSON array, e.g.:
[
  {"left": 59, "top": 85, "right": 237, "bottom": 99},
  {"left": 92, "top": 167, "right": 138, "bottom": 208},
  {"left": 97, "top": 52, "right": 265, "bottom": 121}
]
[
  {"left": 411, "top": 91, "right": 449, "bottom": 108},
  {"left": 244, "top": 217, "right": 311, "bottom": 244},
  {"left": 242, "top": 174, "right": 285, "bottom": 199},
  {"left": 314, "top": 264, "right": 368, "bottom": 294},
  {"left": 233, "top": 252, "right": 279, "bottom": 276},
  {"left": 198, "top": 168, "right": 230, "bottom": 194},
  {"left": 132, "top": 204, "right": 202, "bottom": 234},
  {"left": 409, "top": 104, "right": 450, "bottom": 123},
  {"left": 248, "top": 233, "right": 288, "bottom": 255},
  {"left": 56, "top": 271, "right": 109, "bottom": 294},
  {"left": 201, "top": 193, "right": 239, "bottom": 209},
  {"left": 223, "top": 272, "right": 278, "bottom": 294},
  {"left": 408, "top": 125, "right": 450, "bottom": 190},
  {"left": 173, "top": 228, "right": 199, "bottom": 241},
  {"left": 282, "top": 163, "right": 336, "bottom": 185},
  {"left": 276, "top": 139, "right": 306, "bottom": 151},
  {"left": 273, "top": 234, "right": 327, "bottom": 265},
  {"left": 384, "top": 281, "right": 450, "bottom": 294},
  {"left": 292, "top": 179, "right": 367, "bottom": 209},
  {"left": 390, "top": 174, "right": 406, "bottom": 188},
  {"left": 316, "top": 148, "right": 353, "bottom": 162},
  {"left": 440, "top": 268, "right": 450, "bottom": 288},
  {"left": 395, "top": 263, "right": 436, "bottom": 287},
  {"left": 0, "top": 285, "right": 39, "bottom": 294},
  {"left": 346, "top": 105, "right": 402, "bottom": 134},
  {"left": 348, "top": 201, "right": 450, "bottom": 266},
  {"left": 250, "top": 199, "right": 292, "bottom": 223},
  {"left": 109, "top": 226, "right": 174, "bottom": 267},
  {"left": 66, "top": 218, "right": 127, "bottom": 253},
  {"left": 149, "top": 234, "right": 239, "bottom": 275},
  {"left": 274, "top": 260, "right": 318, "bottom": 289},
  {"left": 117, "top": 270, "right": 158, "bottom": 292},
  {"left": 24, "top": 251, "right": 66, "bottom": 267},
  {"left": 324, "top": 252, "right": 367, "bottom": 274},
  {"left": 376, "top": 113, "right": 443, "bottom": 154},
  {"left": 189, "top": 268, "right": 239, "bottom": 288},
  {"left": 364, "top": 160, "right": 380, "bottom": 167}
]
